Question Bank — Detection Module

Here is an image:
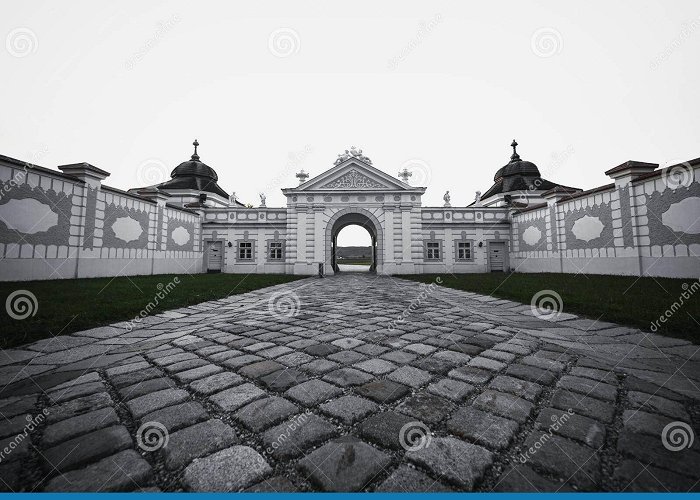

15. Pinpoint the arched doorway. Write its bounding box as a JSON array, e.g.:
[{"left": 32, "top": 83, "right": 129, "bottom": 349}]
[{"left": 325, "top": 209, "right": 383, "bottom": 274}]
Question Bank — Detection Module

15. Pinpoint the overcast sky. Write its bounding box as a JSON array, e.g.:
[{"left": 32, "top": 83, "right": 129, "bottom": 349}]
[{"left": 2, "top": 0, "right": 698, "bottom": 245}]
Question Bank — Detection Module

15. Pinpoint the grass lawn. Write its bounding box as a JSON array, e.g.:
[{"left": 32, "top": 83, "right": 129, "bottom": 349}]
[
  {"left": 1, "top": 273, "right": 305, "bottom": 349},
  {"left": 399, "top": 273, "right": 700, "bottom": 343}
]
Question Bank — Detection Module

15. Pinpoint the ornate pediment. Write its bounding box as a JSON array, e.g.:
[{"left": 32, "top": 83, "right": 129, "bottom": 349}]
[{"left": 319, "top": 169, "right": 389, "bottom": 189}]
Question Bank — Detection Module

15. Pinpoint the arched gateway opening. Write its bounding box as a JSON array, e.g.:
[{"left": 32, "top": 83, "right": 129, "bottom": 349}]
[{"left": 325, "top": 209, "right": 383, "bottom": 274}]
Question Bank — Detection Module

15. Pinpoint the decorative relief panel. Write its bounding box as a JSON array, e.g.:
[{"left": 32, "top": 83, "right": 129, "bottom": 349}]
[
  {"left": 571, "top": 215, "right": 605, "bottom": 242},
  {"left": 517, "top": 216, "right": 547, "bottom": 251},
  {"left": 320, "top": 169, "right": 387, "bottom": 189},
  {"left": 645, "top": 183, "right": 700, "bottom": 246},
  {"left": 112, "top": 217, "right": 143, "bottom": 243},
  {"left": 661, "top": 197, "right": 700, "bottom": 235},
  {"left": 564, "top": 203, "right": 614, "bottom": 250},
  {"left": 522, "top": 226, "right": 542, "bottom": 246},
  {"left": 103, "top": 203, "right": 149, "bottom": 249},
  {"left": 168, "top": 219, "right": 196, "bottom": 251}
]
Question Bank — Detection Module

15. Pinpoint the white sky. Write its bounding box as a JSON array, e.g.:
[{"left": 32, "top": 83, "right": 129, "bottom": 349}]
[{"left": 2, "top": 0, "right": 699, "bottom": 245}]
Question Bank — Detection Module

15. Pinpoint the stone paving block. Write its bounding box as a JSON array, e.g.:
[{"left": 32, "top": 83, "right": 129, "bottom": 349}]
[
  {"left": 119, "top": 378, "right": 176, "bottom": 401},
  {"left": 173, "top": 364, "right": 223, "bottom": 384},
  {"left": 493, "top": 465, "right": 573, "bottom": 492},
  {"left": 238, "top": 360, "right": 285, "bottom": 379},
  {"left": 328, "top": 350, "right": 368, "bottom": 365},
  {"left": 624, "top": 375, "right": 685, "bottom": 402},
  {"left": 141, "top": 401, "right": 209, "bottom": 434},
  {"left": 521, "top": 355, "right": 566, "bottom": 373},
  {"left": 245, "top": 476, "right": 298, "bottom": 492},
  {"left": 189, "top": 371, "right": 244, "bottom": 396},
  {"left": 46, "top": 392, "right": 113, "bottom": 424},
  {"left": 0, "top": 434, "right": 31, "bottom": 463},
  {"left": 222, "top": 354, "right": 263, "bottom": 370},
  {"left": 263, "top": 413, "right": 337, "bottom": 459},
  {"left": 556, "top": 375, "right": 617, "bottom": 402},
  {"left": 617, "top": 430, "right": 700, "bottom": 478},
  {"left": 506, "top": 363, "right": 557, "bottom": 385},
  {"left": 612, "top": 459, "right": 700, "bottom": 492},
  {"left": 164, "top": 358, "right": 209, "bottom": 373},
  {"left": 473, "top": 390, "right": 534, "bottom": 423},
  {"left": 447, "top": 406, "right": 519, "bottom": 450},
  {"left": 319, "top": 395, "right": 378, "bottom": 425},
  {"left": 260, "top": 368, "right": 309, "bottom": 392},
  {"left": 412, "top": 356, "right": 459, "bottom": 374},
  {"left": 358, "top": 410, "right": 420, "bottom": 450},
  {"left": 43, "top": 425, "right": 132, "bottom": 473},
  {"left": 551, "top": 389, "right": 615, "bottom": 423},
  {"left": 493, "top": 342, "right": 532, "bottom": 356},
  {"left": 536, "top": 407, "right": 606, "bottom": 448},
  {"left": 622, "top": 409, "right": 680, "bottom": 440},
  {"left": 48, "top": 381, "right": 106, "bottom": 405},
  {"left": 43, "top": 406, "right": 119, "bottom": 447},
  {"left": 322, "top": 367, "right": 374, "bottom": 387},
  {"left": 627, "top": 391, "right": 690, "bottom": 421},
  {"left": 297, "top": 436, "right": 391, "bottom": 491},
  {"left": 164, "top": 419, "right": 238, "bottom": 470},
  {"left": 521, "top": 432, "right": 600, "bottom": 489},
  {"left": 128, "top": 388, "right": 190, "bottom": 419},
  {"left": 110, "top": 367, "right": 163, "bottom": 389},
  {"left": 354, "top": 343, "right": 389, "bottom": 356},
  {"left": 380, "top": 350, "right": 418, "bottom": 364},
  {"left": 234, "top": 396, "right": 299, "bottom": 432},
  {"left": 406, "top": 437, "right": 493, "bottom": 489},
  {"left": 0, "top": 461, "right": 22, "bottom": 491},
  {"left": 388, "top": 366, "right": 432, "bottom": 388},
  {"left": 353, "top": 359, "right": 396, "bottom": 375},
  {"left": 258, "top": 346, "right": 294, "bottom": 359},
  {"left": 276, "top": 351, "right": 315, "bottom": 367},
  {"left": 448, "top": 366, "right": 493, "bottom": 384},
  {"left": 243, "top": 341, "right": 276, "bottom": 352},
  {"left": 376, "top": 464, "right": 453, "bottom": 492},
  {"left": 208, "top": 350, "right": 244, "bottom": 363},
  {"left": 395, "top": 392, "right": 455, "bottom": 424},
  {"left": 152, "top": 352, "right": 198, "bottom": 366},
  {"left": 570, "top": 366, "right": 618, "bottom": 385},
  {"left": 332, "top": 338, "right": 365, "bottom": 349},
  {"left": 300, "top": 359, "right": 340, "bottom": 374},
  {"left": 356, "top": 379, "right": 410, "bottom": 404},
  {"left": 304, "top": 344, "right": 341, "bottom": 356},
  {"left": 489, "top": 375, "right": 543, "bottom": 402},
  {"left": 210, "top": 383, "right": 266, "bottom": 412},
  {"left": 183, "top": 445, "right": 272, "bottom": 491},
  {"left": 427, "top": 378, "right": 475, "bottom": 402},
  {"left": 284, "top": 379, "right": 343, "bottom": 406},
  {"left": 469, "top": 356, "right": 506, "bottom": 372},
  {"left": 403, "top": 343, "right": 437, "bottom": 355},
  {"left": 44, "top": 449, "right": 152, "bottom": 492},
  {"left": 480, "top": 349, "right": 517, "bottom": 363}
]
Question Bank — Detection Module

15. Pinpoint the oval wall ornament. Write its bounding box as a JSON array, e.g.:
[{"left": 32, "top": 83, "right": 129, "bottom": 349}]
[
  {"left": 662, "top": 197, "right": 700, "bottom": 234},
  {"left": 571, "top": 215, "right": 605, "bottom": 242},
  {"left": 0, "top": 198, "right": 58, "bottom": 234},
  {"left": 171, "top": 226, "right": 191, "bottom": 246},
  {"left": 522, "top": 226, "right": 542, "bottom": 246},
  {"left": 112, "top": 216, "right": 143, "bottom": 243}
]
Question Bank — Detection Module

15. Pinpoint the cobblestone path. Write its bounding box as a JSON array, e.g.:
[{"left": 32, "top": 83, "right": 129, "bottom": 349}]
[{"left": 1, "top": 274, "right": 699, "bottom": 492}]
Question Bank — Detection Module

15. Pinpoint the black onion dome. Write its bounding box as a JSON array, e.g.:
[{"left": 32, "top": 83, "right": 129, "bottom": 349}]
[
  {"left": 494, "top": 140, "right": 541, "bottom": 180},
  {"left": 156, "top": 140, "right": 229, "bottom": 199}
]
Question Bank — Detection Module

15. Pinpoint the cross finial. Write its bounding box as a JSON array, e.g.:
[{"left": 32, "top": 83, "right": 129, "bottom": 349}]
[
  {"left": 398, "top": 167, "right": 412, "bottom": 183},
  {"left": 192, "top": 139, "right": 200, "bottom": 160},
  {"left": 510, "top": 139, "right": 521, "bottom": 162}
]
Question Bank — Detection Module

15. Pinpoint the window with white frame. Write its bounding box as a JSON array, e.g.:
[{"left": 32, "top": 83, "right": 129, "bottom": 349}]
[
  {"left": 456, "top": 241, "right": 472, "bottom": 260},
  {"left": 426, "top": 241, "right": 441, "bottom": 260},
  {"left": 238, "top": 241, "right": 253, "bottom": 260},
  {"left": 268, "top": 241, "right": 284, "bottom": 260}
]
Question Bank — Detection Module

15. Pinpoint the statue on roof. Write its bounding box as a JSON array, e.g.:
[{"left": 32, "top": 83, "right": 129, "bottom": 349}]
[
  {"left": 334, "top": 147, "right": 372, "bottom": 166},
  {"left": 259, "top": 192, "right": 266, "bottom": 207},
  {"left": 443, "top": 190, "right": 451, "bottom": 207}
]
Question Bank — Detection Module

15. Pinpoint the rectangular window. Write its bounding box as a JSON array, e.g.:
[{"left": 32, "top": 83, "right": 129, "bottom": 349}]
[
  {"left": 269, "top": 241, "right": 283, "bottom": 260},
  {"left": 457, "top": 241, "right": 472, "bottom": 260},
  {"left": 238, "top": 241, "right": 252, "bottom": 260},
  {"left": 426, "top": 241, "right": 440, "bottom": 260}
]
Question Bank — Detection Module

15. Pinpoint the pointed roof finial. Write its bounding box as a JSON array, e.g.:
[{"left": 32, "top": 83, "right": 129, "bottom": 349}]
[
  {"left": 192, "top": 139, "right": 200, "bottom": 161},
  {"left": 510, "top": 139, "right": 521, "bottom": 162}
]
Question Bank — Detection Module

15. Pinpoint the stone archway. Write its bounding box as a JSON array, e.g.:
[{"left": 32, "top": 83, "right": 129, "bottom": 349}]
[{"left": 325, "top": 208, "right": 383, "bottom": 275}]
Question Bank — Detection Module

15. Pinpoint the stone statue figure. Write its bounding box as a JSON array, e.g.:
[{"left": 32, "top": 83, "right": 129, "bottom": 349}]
[
  {"left": 474, "top": 191, "right": 481, "bottom": 204},
  {"left": 230, "top": 192, "right": 237, "bottom": 204},
  {"left": 259, "top": 193, "right": 266, "bottom": 207},
  {"left": 443, "top": 190, "right": 451, "bottom": 207}
]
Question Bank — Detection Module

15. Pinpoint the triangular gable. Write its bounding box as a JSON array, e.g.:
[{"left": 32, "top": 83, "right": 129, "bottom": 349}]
[{"left": 294, "top": 159, "right": 416, "bottom": 192}]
